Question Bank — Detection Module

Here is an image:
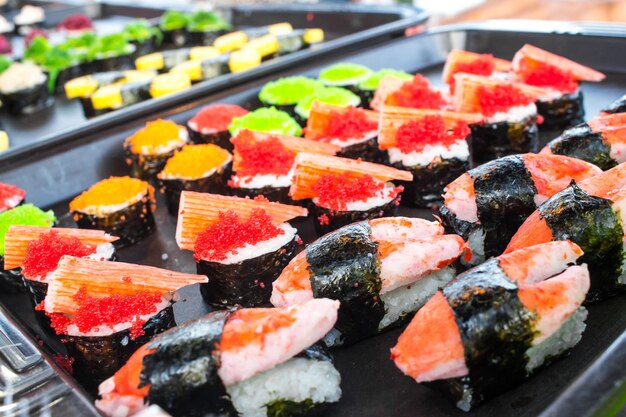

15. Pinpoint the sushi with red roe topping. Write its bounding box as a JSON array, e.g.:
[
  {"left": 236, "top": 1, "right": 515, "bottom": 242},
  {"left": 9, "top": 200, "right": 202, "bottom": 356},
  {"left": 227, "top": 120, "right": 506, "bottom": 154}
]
[
  {"left": 378, "top": 106, "right": 482, "bottom": 207},
  {"left": 187, "top": 104, "right": 249, "bottom": 150},
  {"left": 176, "top": 191, "right": 308, "bottom": 308},
  {"left": 40, "top": 255, "right": 207, "bottom": 391},
  {"left": 442, "top": 50, "right": 512, "bottom": 93},
  {"left": 228, "top": 129, "right": 339, "bottom": 204},
  {"left": 304, "top": 101, "right": 384, "bottom": 163},
  {"left": 158, "top": 144, "right": 232, "bottom": 215},
  {"left": 370, "top": 74, "right": 448, "bottom": 112},
  {"left": 0, "top": 182, "right": 26, "bottom": 213},
  {"left": 289, "top": 153, "right": 412, "bottom": 234},
  {"left": 512, "top": 44, "right": 605, "bottom": 129}
]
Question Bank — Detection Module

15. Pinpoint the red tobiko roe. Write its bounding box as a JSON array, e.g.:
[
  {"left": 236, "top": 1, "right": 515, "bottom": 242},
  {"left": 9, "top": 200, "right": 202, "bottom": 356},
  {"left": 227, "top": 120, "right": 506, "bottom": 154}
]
[
  {"left": 190, "top": 104, "right": 249, "bottom": 132},
  {"left": 0, "top": 182, "right": 25, "bottom": 211},
  {"left": 25, "top": 29, "right": 48, "bottom": 47},
  {"left": 22, "top": 231, "right": 96, "bottom": 280},
  {"left": 194, "top": 209, "right": 284, "bottom": 262},
  {"left": 395, "top": 115, "right": 470, "bottom": 154},
  {"left": 476, "top": 84, "right": 535, "bottom": 117},
  {"left": 449, "top": 55, "right": 495, "bottom": 92},
  {"left": 321, "top": 107, "right": 378, "bottom": 141},
  {"left": 58, "top": 14, "right": 93, "bottom": 31},
  {"left": 387, "top": 74, "right": 447, "bottom": 110},
  {"left": 0, "top": 36, "right": 11, "bottom": 55},
  {"left": 232, "top": 131, "right": 295, "bottom": 177},
  {"left": 518, "top": 61, "right": 578, "bottom": 93},
  {"left": 313, "top": 173, "right": 388, "bottom": 211}
]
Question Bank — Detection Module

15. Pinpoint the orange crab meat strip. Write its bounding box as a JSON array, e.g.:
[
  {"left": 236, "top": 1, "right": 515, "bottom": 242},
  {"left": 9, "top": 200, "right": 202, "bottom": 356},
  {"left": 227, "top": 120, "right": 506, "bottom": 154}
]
[
  {"left": 305, "top": 101, "right": 379, "bottom": 141},
  {"left": 512, "top": 44, "right": 605, "bottom": 82},
  {"left": 522, "top": 153, "right": 602, "bottom": 198},
  {"left": 505, "top": 211, "right": 555, "bottom": 253},
  {"left": 443, "top": 49, "right": 512, "bottom": 85},
  {"left": 220, "top": 307, "right": 297, "bottom": 351},
  {"left": 111, "top": 344, "right": 154, "bottom": 398},
  {"left": 578, "top": 163, "right": 626, "bottom": 198}
]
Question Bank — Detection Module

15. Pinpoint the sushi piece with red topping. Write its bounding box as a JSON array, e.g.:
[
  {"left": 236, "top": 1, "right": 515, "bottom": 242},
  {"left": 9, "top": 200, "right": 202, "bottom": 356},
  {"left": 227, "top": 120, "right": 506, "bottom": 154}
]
[
  {"left": 371, "top": 74, "right": 448, "bottom": 112},
  {"left": 304, "top": 101, "right": 384, "bottom": 162},
  {"left": 512, "top": 44, "right": 605, "bottom": 129},
  {"left": 442, "top": 49, "right": 512, "bottom": 92},
  {"left": 229, "top": 129, "right": 339, "bottom": 203},
  {"left": 96, "top": 298, "right": 341, "bottom": 417},
  {"left": 272, "top": 217, "right": 467, "bottom": 346},
  {"left": 41, "top": 256, "right": 207, "bottom": 391},
  {"left": 289, "top": 152, "right": 412, "bottom": 234},
  {"left": 391, "top": 241, "right": 590, "bottom": 411},
  {"left": 187, "top": 104, "right": 249, "bottom": 150},
  {"left": 438, "top": 153, "right": 601, "bottom": 266},
  {"left": 176, "top": 191, "right": 308, "bottom": 307},
  {"left": 0, "top": 182, "right": 25, "bottom": 213},
  {"left": 378, "top": 106, "right": 482, "bottom": 207}
]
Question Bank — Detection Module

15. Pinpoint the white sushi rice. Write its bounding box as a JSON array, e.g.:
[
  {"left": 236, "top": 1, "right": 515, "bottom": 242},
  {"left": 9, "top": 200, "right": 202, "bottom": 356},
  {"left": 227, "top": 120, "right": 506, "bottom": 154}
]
[
  {"left": 77, "top": 191, "right": 147, "bottom": 218},
  {"left": 232, "top": 168, "right": 294, "bottom": 189},
  {"left": 135, "top": 128, "right": 188, "bottom": 156},
  {"left": 133, "top": 405, "right": 172, "bottom": 417},
  {"left": 387, "top": 140, "right": 469, "bottom": 168},
  {"left": 226, "top": 357, "right": 341, "bottom": 417},
  {"left": 464, "top": 227, "right": 486, "bottom": 266},
  {"left": 2, "top": 194, "right": 23, "bottom": 210},
  {"left": 486, "top": 103, "right": 537, "bottom": 124},
  {"left": 159, "top": 153, "right": 231, "bottom": 181},
  {"left": 329, "top": 130, "right": 377, "bottom": 148},
  {"left": 313, "top": 182, "right": 397, "bottom": 212},
  {"left": 217, "top": 223, "right": 296, "bottom": 265}
]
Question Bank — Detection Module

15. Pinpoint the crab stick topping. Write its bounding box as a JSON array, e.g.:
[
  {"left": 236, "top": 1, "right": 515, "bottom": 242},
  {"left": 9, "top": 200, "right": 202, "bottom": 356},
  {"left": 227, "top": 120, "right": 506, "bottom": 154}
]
[
  {"left": 371, "top": 74, "right": 447, "bottom": 112},
  {"left": 443, "top": 50, "right": 512, "bottom": 85},
  {"left": 126, "top": 119, "right": 187, "bottom": 155},
  {"left": 158, "top": 144, "right": 232, "bottom": 180},
  {"left": 305, "top": 102, "right": 379, "bottom": 142},
  {"left": 578, "top": 162, "right": 626, "bottom": 198},
  {"left": 69, "top": 177, "right": 154, "bottom": 217},
  {"left": 589, "top": 113, "right": 626, "bottom": 130}
]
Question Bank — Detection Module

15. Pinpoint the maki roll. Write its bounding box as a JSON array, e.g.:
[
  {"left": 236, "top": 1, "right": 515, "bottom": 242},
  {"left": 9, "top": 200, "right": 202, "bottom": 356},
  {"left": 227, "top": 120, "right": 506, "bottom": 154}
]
[
  {"left": 96, "top": 298, "right": 342, "bottom": 417},
  {"left": 0, "top": 182, "right": 25, "bottom": 213},
  {"left": 0, "top": 62, "right": 52, "bottom": 115},
  {"left": 213, "top": 22, "right": 293, "bottom": 53},
  {"left": 318, "top": 63, "right": 372, "bottom": 94},
  {"left": 41, "top": 256, "right": 207, "bottom": 390},
  {"left": 378, "top": 106, "right": 482, "bottom": 207},
  {"left": 442, "top": 49, "right": 512, "bottom": 93},
  {"left": 258, "top": 76, "right": 324, "bottom": 116},
  {"left": 70, "top": 176, "right": 156, "bottom": 247},
  {"left": 158, "top": 144, "right": 233, "bottom": 215},
  {"left": 0, "top": 204, "right": 55, "bottom": 293},
  {"left": 294, "top": 86, "right": 360, "bottom": 126},
  {"left": 356, "top": 69, "right": 412, "bottom": 109},
  {"left": 507, "top": 163, "right": 626, "bottom": 301},
  {"left": 229, "top": 107, "right": 302, "bottom": 137},
  {"left": 272, "top": 217, "right": 467, "bottom": 346},
  {"left": 91, "top": 34, "right": 137, "bottom": 73},
  {"left": 601, "top": 93, "right": 626, "bottom": 115},
  {"left": 512, "top": 44, "right": 605, "bottom": 129},
  {"left": 187, "top": 104, "right": 248, "bottom": 149},
  {"left": 124, "top": 119, "right": 188, "bottom": 179},
  {"left": 391, "top": 241, "right": 590, "bottom": 411},
  {"left": 370, "top": 74, "right": 448, "bottom": 112},
  {"left": 542, "top": 112, "right": 626, "bottom": 170},
  {"left": 159, "top": 11, "right": 189, "bottom": 48},
  {"left": 122, "top": 20, "right": 162, "bottom": 57},
  {"left": 439, "top": 153, "right": 601, "bottom": 266},
  {"left": 185, "top": 11, "right": 231, "bottom": 46},
  {"left": 305, "top": 101, "right": 383, "bottom": 162},
  {"left": 56, "top": 14, "right": 94, "bottom": 37},
  {"left": 176, "top": 191, "right": 307, "bottom": 308},
  {"left": 13, "top": 5, "right": 44, "bottom": 36},
  {"left": 135, "top": 46, "right": 220, "bottom": 73},
  {"left": 289, "top": 153, "right": 412, "bottom": 234},
  {"left": 228, "top": 129, "right": 338, "bottom": 203}
]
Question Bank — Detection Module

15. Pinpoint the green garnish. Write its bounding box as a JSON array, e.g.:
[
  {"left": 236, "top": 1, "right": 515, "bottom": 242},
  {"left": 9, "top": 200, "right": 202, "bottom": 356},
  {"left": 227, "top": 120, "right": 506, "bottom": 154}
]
[
  {"left": 0, "top": 56, "right": 12, "bottom": 74},
  {"left": 0, "top": 204, "right": 56, "bottom": 255},
  {"left": 229, "top": 107, "right": 302, "bottom": 137},
  {"left": 318, "top": 63, "right": 372, "bottom": 86},
  {"left": 187, "top": 11, "right": 230, "bottom": 32},
  {"left": 259, "top": 76, "right": 324, "bottom": 106},
  {"left": 90, "top": 33, "right": 134, "bottom": 59},
  {"left": 123, "top": 19, "right": 163, "bottom": 45},
  {"left": 43, "top": 46, "right": 79, "bottom": 92},
  {"left": 358, "top": 69, "right": 413, "bottom": 91},
  {"left": 160, "top": 10, "right": 189, "bottom": 31},
  {"left": 295, "top": 86, "right": 361, "bottom": 119},
  {"left": 23, "top": 36, "right": 51, "bottom": 66}
]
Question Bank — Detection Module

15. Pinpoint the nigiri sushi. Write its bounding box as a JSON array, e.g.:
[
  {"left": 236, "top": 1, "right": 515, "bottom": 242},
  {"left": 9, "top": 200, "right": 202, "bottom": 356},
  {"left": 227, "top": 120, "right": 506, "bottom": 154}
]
[
  {"left": 370, "top": 73, "right": 448, "bottom": 112},
  {"left": 272, "top": 217, "right": 467, "bottom": 346},
  {"left": 391, "top": 241, "right": 590, "bottom": 411},
  {"left": 439, "top": 153, "right": 601, "bottom": 265},
  {"left": 96, "top": 298, "right": 342, "bottom": 417},
  {"left": 176, "top": 191, "right": 307, "bottom": 307}
]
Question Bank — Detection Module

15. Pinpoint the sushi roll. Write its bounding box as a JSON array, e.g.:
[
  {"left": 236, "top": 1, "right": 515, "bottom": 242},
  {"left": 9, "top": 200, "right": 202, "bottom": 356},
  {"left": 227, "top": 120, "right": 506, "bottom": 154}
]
[
  {"left": 70, "top": 176, "right": 156, "bottom": 247},
  {"left": 124, "top": 119, "right": 188, "bottom": 180},
  {"left": 0, "top": 62, "right": 52, "bottom": 115},
  {"left": 442, "top": 50, "right": 512, "bottom": 92},
  {"left": 149, "top": 73, "right": 191, "bottom": 99},
  {"left": 305, "top": 101, "right": 384, "bottom": 163},
  {"left": 96, "top": 298, "right": 342, "bottom": 417},
  {"left": 318, "top": 63, "right": 372, "bottom": 94},
  {"left": 41, "top": 256, "right": 207, "bottom": 390},
  {"left": 185, "top": 11, "right": 231, "bottom": 46},
  {"left": 229, "top": 107, "right": 302, "bottom": 137},
  {"left": 356, "top": 69, "right": 412, "bottom": 109},
  {"left": 135, "top": 46, "right": 220, "bottom": 73},
  {"left": 512, "top": 44, "right": 605, "bottom": 129},
  {"left": 258, "top": 76, "right": 324, "bottom": 117},
  {"left": 228, "top": 129, "right": 339, "bottom": 203},
  {"left": 289, "top": 153, "right": 412, "bottom": 234},
  {"left": 13, "top": 5, "right": 44, "bottom": 36},
  {"left": 391, "top": 241, "right": 590, "bottom": 411},
  {"left": 187, "top": 104, "right": 248, "bottom": 149},
  {"left": 272, "top": 217, "right": 467, "bottom": 346},
  {"left": 294, "top": 86, "right": 361, "bottom": 126},
  {"left": 213, "top": 22, "right": 293, "bottom": 53},
  {"left": 56, "top": 14, "right": 94, "bottom": 37},
  {"left": 541, "top": 112, "right": 626, "bottom": 170},
  {"left": 158, "top": 11, "right": 189, "bottom": 48},
  {"left": 453, "top": 73, "right": 548, "bottom": 164},
  {"left": 3, "top": 226, "right": 117, "bottom": 327},
  {"left": 0, "top": 182, "right": 25, "bottom": 213},
  {"left": 439, "top": 153, "right": 601, "bottom": 266},
  {"left": 77, "top": 73, "right": 156, "bottom": 118},
  {"left": 176, "top": 191, "right": 307, "bottom": 308},
  {"left": 378, "top": 106, "right": 482, "bottom": 207},
  {"left": 91, "top": 34, "right": 137, "bottom": 73},
  {"left": 122, "top": 20, "right": 162, "bottom": 57},
  {"left": 601, "top": 93, "right": 626, "bottom": 115},
  {"left": 370, "top": 74, "right": 448, "bottom": 112},
  {"left": 0, "top": 204, "right": 55, "bottom": 293},
  {"left": 158, "top": 144, "right": 232, "bottom": 215},
  {"left": 506, "top": 163, "right": 626, "bottom": 301}
]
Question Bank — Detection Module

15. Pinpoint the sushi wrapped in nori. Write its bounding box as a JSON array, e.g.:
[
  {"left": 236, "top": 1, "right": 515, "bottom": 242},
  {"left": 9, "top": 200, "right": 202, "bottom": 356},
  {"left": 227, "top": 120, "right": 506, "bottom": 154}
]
[
  {"left": 135, "top": 46, "right": 220, "bottom": 73},
  {"left": 370, "top": 74, "right": 448, "bottom": 112},
  {"left": 305, "top": 101, "right": 383, "bottom": 163},
  {"left": 601, "top": 93, "right": 626, "bottom": 115},
  {"left": 438, "top": 153, "right": 601, "bottom": 265},
  {"left": 65, "top": 70, "right": 156, "bottom": 101},
  {"left": 442, "top": 50, "right": 512, "bottom": 91},
  {"left": 124, "top": 119, "right": 188, "bottom": 180},
  {"left": 293, "top": 86, "right": 360, "bottom": 126},
  {"left": 272, "top": 217, "right": 467, "bottom": 346},
  {"left": 378, "top": 106, "right": 482, "bottom": 207},
  {"left": 187, "top": 104, "right": 248, "bottom": 149},
  {"left": 391, "top": 241, "right": 590, "bottom": 411},
  {"left": 0, "top": 182, "right": 25, "bottom": 213},
  {"left": 0, "top": 62, "right": 52, "bottom": 115},
  {"left": 506, "top": 163, "right": 626, "bottom": 301},
  {"left": 185, "top": 11, "right": 231, "bottom": 46},
  {"left": 70, "top": 176, "right": 156, "bottom": 247},
  {"left": 122, "top": 20, "right": 162, "bottom": 57},
  {"left": 258, "top": 76, "right": 324, "bottom": 116},
  {"left": 91, "top": 34, "right": 137, "bottom": 73},
  {"left": 176, "top": 191, "right": 308, "bottom": 308},
  {"left": 512, "top": 44, "right": 605, "bottom": 129},
  {"left": 96, "top": 298, "right": 342, "bottom": 417},
  {"left": 290, "top": 153, "right": 412, "bottom": 234},
  {"left": 229, "top": 107, "right": 302, "bottom": 137},
  {"left": 41, "top": 256, "right": 207, "bottom": 391},
  {"left": 158, "top": 144, "right": 232, "bottom": 215},
  {"left": 158, "top": 11, "right": 189, "bottom": 48},
  {"left": 541, "top": 112, "right": 626, "bottom": 170},
  {"left": 318, "top": 63, "right": 372, "bottom": 94},
  {"left": 229, "top": 129, "right": 338, "bottom": 204},
  {"left": 356, "top": 69, "right": 412, "bottom": 109}
]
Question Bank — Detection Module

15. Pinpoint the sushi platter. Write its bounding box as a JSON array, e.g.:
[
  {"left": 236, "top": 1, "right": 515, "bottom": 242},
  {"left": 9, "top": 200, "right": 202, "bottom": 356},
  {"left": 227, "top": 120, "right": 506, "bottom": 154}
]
[{"left": 0, "top": 19, "right": 625, "bottom": 417}]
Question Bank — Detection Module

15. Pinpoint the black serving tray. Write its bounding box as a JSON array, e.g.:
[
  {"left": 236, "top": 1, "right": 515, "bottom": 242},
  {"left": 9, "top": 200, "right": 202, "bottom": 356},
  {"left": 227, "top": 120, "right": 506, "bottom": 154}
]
[{"left": 0, "top": 20, "right": 625, "bottom": 417}]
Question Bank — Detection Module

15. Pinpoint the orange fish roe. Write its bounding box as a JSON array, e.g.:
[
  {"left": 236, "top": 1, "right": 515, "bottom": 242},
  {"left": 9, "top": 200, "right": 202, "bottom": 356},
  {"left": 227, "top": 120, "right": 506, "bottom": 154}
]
[
  {"left": 317, "top": 107, "right": 378, "bottom": 141},
  {"left": 232, "top": 130, "right": 296, "bottom": 177},
  {"left": 22, "top": 231, "right": 96, "bottom": 280},
  {"left": 189, "top": 104, "right": 249, "bottom": 132},
  {"left": 476, "top": 84, "right": 535, "bottom": 117},
  {"left": 395, "top": 115, "right": 470, "bottom": 154},
  {"left": 193, "top": 209, "right": 285, "bottom": 262},
  {"left": 69, "top": 177, "right": 150, "bottom": 214},
  {"left": 127, "top": 119, "right": 185, "bottom": 155},
  {"left": 312, "top": 173, "right": 393, "bottom": 211},
  {"left": 220, "top": 308, "right": 296, "bottom": 350},
  {"left": 387, "top": 74, "right": 446, "bottom": 110},
  {"left": 0, "top": 182, "right": 25, "bottom": 212},
  {"left": 517, "top": 60, "right": 578, "bottom": 93},
  {"left": 160, "top": 144, "right": 231, "bottom": 180}
]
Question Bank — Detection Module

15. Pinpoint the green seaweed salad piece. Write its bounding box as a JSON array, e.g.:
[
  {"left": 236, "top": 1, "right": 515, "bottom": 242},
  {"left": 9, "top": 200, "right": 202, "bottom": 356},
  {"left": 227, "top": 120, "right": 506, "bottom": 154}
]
[
  {"left": 187, "top": 11, "right": 230, "bottom": 32},
  {"left": 123, "top": 19, "right": 163, "bottom": 45},
  {"left": 228, "top": 107, "right": 302, "bottom": 137},
  {"left": 90, "top": 33, "right": 135, "bottom": 59},
  {"left": 24, "top": 36, "right": 80, "bottom": 93},
  {"left": 0, "top": 55, "right": 12, "bottom": 74},
  {"left": 160, "top": 10, "right": 189, "bottom": 31},
  {"left": 0, "top": 204, "right": 56, "bottom": 255}
]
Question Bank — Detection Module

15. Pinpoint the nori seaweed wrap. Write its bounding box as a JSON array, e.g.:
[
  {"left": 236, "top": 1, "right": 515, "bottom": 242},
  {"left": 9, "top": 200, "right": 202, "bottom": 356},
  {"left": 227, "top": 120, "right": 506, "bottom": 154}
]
[
  {"left": 535, "top": 89, "right": 585, "bottom": 129},
  {"left": 601, "top": 93, "right": 626, "bottom": 114},
  {"left": 468, "top": 116, "right": 539, "bottom": 165},
  {"left": 159, "top": 11, "right": 189, "bottom": 48},
  {"left": 310, "top": 197, "right": 400, "bottom": 235},
  {"left": 90, "top": 34, "right": 136, "bottom": 73},
  {"left": 0, "top": 62, "right": 52, "bottom": 115},
  {"left": 187, "top": 104, "right": 248, "bottom": 150},
  {"left": 122, "top": 19, "right": 162, "bottom": 58},
  {"left": 185, "top": 11, "right": 230, "bottom": 46}
]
